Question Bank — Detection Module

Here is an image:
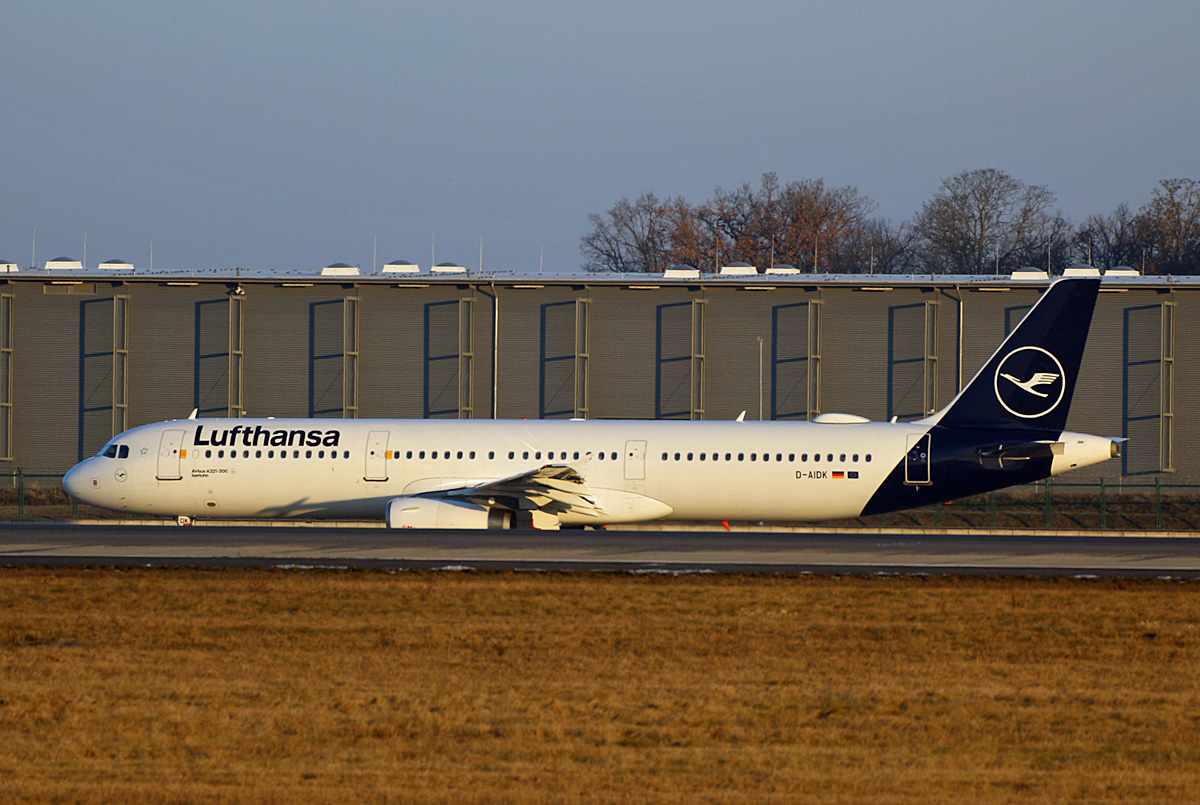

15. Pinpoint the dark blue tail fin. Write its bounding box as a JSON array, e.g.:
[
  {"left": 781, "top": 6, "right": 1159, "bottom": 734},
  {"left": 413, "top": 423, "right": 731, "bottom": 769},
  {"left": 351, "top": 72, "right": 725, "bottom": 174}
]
[{"left": 933, "top": 278, "right": 1100, "bottom": 432}]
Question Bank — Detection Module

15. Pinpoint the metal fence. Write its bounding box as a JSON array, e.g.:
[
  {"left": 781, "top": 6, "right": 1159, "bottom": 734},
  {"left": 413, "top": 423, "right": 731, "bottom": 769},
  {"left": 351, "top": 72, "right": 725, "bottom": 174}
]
[
  {"left": 1, "top": 472, "right": 80, "bottom": 521},
  {"left": 3, "top": 471, "right": 1198, "bottom": 530},
  {"left": 862, "top": 479, "right": 1199, "bottom": 532}
]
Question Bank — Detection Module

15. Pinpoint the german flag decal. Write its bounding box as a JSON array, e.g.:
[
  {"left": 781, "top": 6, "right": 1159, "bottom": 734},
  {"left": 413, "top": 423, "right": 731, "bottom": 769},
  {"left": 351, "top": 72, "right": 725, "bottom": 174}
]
[{"left": 832, "top": 471, "right": 845, "bottom": 479}]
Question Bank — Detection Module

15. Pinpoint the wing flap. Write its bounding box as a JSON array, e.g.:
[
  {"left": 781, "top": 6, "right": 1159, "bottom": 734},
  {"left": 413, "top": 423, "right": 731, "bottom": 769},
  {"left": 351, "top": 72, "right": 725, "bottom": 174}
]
[{"left": 444, "top": 464, "right": 603, "bottom": 518}]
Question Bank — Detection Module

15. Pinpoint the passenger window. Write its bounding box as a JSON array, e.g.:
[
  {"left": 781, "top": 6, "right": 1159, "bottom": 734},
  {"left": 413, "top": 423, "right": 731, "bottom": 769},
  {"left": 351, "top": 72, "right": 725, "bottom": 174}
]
[
  {"left": 801, "top": 453, "right": 807, "bottom": 461},
  {"left": 293, "top": 450, "right": 300, "bottom": 458},
  {"left": 674, "top": 453, "right": 680, "bottom": 461},
  {"left": 814, "top": 454, "right": 820, "bottom": 462},
  {"left": 305, "top": 450, "right": 312, "bottom": 458},
  {"left": 523, "top": 451, "right": 529, "bottom": 460},
  {"left": 573, "top": 452, "right": 580, "bottom": 460},
  {"left": 611, "top": 452, "right": 617, "bottom": 460},
  {"left": 469, "top": 451, "right": 475, "bottom": 459},
  {"left": 205, "top": 450, "right": 212, "bottom": 458},
  {"left": 687, "top": 453, "right": 693, "bottom": 461},
  {"left": 853, "top": 454, "right": 859, "bottom": 462},
  {"left": 840, "top": 454, "right": 846, "bottom": 462},
  {"left": 318, "top": 450, "right": 325, "bottom": 458},
  {"left": 700, "top": 453, "right": 706, "bottom": 461},
  {"left": 458, "top": 451, "right": 464, "bottom": 459},
  {"left": 788, "top": 454, "right": 794, "bottom": 462},
  {"left": 488, "top": 451, "right": 494, "bottom": 459},
  {"left": 508, "top": 451, "right": 514, "bottom": 459},
  {"left": 866, "top": 454, "right": 872, "bottom": 462},
  {"left": 725, "top": 453, "right": 732, "bottom": 461},
  {"left": 738, "top": 453, "right": 744, "bottom": 461}
]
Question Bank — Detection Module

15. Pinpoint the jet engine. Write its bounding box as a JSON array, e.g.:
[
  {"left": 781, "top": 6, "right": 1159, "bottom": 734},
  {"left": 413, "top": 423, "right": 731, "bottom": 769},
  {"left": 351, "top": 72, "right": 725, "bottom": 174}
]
[{"left": 385, "top": 497, "right": 513, "bottom": 529}]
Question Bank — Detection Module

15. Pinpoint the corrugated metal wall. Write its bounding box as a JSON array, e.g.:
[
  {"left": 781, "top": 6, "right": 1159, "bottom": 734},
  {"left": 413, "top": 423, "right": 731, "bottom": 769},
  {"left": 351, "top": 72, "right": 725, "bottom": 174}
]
[{"left": 0, "top": 276, "right": 1192, "bottom": 485}]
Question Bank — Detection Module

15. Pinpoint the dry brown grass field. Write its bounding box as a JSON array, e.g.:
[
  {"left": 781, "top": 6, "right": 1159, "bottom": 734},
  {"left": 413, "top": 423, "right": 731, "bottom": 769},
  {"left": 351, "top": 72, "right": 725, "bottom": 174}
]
[{"left": 1, "top": 569, "right": 1198, "bottom": 803}]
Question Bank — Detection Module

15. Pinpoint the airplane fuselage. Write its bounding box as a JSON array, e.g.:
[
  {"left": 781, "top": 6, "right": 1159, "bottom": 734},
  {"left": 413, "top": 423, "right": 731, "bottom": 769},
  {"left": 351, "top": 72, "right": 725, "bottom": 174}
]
[{"left": 64, "top": 416, "right": 1117, "bottom": 525}]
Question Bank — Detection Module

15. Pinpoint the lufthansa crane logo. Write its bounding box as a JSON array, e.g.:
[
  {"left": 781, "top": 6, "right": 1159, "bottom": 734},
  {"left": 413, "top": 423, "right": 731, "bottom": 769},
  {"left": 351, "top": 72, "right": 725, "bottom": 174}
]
[{"left": 993, "top": 346, "right": 1066, "bottom": 419}]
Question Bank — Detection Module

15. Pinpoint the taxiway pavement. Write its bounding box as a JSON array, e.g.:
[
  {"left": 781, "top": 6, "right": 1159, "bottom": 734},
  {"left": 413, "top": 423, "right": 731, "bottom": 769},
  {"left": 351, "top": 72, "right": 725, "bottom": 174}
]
[{"left": 1, "top": 523, "right": 1198, "bottom": 578}]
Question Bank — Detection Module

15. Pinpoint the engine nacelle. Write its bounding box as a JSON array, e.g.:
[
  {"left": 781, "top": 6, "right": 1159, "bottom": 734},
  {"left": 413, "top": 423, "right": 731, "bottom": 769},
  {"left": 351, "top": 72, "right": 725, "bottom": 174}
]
[{"left": 385, "top": 497, "right": 513, "bottom": 529}]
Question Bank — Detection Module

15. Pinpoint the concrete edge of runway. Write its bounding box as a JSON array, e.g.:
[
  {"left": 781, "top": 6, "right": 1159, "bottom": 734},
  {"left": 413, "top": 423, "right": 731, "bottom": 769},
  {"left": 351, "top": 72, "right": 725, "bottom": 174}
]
[
  {"left": 2, "top": 554, "right": 1198, "bottom": 580},
  {"left": 5, "top": 518, "right": 1200, "bottom": 540}
]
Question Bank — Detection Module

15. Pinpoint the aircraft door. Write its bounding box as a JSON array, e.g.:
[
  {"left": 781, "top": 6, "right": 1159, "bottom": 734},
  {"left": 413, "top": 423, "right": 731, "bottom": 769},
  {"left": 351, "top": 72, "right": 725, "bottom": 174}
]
[
  {"left": 624, "top": 440, "right": 647, "bottom": 481},
  {"left": 365, "top": 430, "right": 389, "bottom": 481},
  {"left": 156, "top": 429, "right": 185, "bottom": 481},
  {"left": 905, "top": 432, "right": 931, "bottom": 486}
]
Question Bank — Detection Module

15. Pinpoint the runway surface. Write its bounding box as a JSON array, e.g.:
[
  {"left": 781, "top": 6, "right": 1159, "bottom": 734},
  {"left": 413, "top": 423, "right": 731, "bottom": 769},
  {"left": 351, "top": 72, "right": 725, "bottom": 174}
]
[{"left": 2, "top": 523, "right": 1199, "bottom": 578}]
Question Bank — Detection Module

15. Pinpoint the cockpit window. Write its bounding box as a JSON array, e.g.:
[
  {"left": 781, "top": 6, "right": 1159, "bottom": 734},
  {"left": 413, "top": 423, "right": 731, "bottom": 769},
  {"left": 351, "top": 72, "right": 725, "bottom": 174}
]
[
  {"left": 102, "top": 445, "right": 118, "bottom": 458},
  {"left": 118, "top": 445, "right": 129, "bottom": 459}
]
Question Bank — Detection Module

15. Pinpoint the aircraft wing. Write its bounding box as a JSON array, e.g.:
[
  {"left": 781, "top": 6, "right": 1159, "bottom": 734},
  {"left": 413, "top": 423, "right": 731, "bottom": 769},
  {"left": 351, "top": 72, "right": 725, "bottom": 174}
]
[{"left": 443, "top": 464, "right": 603, "bottom": 518}]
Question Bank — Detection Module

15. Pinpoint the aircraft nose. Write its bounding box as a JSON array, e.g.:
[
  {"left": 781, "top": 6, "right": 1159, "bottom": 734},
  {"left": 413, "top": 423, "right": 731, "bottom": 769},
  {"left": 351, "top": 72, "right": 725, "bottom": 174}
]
[{"left": 62, "top": 462, "right": 96, "bottom": 504}]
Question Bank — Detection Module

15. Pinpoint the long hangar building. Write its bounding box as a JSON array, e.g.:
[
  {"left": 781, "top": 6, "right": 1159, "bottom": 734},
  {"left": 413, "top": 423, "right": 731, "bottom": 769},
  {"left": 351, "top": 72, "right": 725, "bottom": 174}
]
[{"left": 0, "top": 262, "right": 1188, "bottom": 482}]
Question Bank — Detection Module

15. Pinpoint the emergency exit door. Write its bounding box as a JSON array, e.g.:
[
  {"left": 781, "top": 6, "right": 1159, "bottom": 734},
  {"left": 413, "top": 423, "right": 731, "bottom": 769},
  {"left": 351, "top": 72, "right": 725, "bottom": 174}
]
[{"left": 624, "top": 440, "right": 646, "bottom": 480}]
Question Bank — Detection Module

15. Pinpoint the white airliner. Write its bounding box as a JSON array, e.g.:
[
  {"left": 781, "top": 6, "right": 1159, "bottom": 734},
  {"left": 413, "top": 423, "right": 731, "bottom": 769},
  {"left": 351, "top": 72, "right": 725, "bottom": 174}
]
[{"left": 64, "top": 279, "right": 1120, "bottom": 529}]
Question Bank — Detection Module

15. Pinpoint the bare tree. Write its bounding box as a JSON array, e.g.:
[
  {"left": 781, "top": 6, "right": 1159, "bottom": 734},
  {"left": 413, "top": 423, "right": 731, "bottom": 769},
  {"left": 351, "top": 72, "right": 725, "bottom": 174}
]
[
  {"left": 704, "top": 174, "right": 877, "bottom": 271},
  {"left": 1006, "top": 213, "right": 1076, "bottom": 274},
  {"left": 580, "top": 192, "right": 672, "bottom": 273},
  {"left": 913, "top": 168, "right": 1057, "bottom": 274},
  {"left": 1074, "top": 203, "right": 1142, "bottom": 270},
  {"left": 842, "top": 218, "right": 918, "bottom": 275},
  {"left": 804, "top": 182, "right": 879, "bottom": 272},
  {"left": 1135, "top": 179, "right": 1200, "bottom": 274}
]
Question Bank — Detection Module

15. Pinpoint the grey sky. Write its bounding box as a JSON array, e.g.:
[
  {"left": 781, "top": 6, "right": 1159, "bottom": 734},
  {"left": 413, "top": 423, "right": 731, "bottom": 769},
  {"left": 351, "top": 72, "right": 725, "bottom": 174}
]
[{"left": 3, "top": 1, "right": 1197, "bottom": 273}]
